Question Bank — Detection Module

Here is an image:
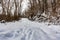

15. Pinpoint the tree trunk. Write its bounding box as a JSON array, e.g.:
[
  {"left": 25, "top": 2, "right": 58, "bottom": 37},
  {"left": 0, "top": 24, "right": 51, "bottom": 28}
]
[{"left": 1, "top": 0, "right": 6, "bottom": 15}]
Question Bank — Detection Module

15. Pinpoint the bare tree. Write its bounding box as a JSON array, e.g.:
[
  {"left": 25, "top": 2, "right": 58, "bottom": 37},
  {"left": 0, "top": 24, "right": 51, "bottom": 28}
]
[
  {"left": 18, "top": 0, "right": 23, "bottom": 16},
  {"left": 1, "top": 0, "right": 6, "bottom": 15},
  {"left": 7, "top": 0, "right": 12, "bottom": 17},
  {"left": 51, "top": 0, "right": 57, "bottom": 17},
  {"left": 25, "top": 0, "right": 40, "bottom": 20},
  {"left": 14, "top": 0, "right": 18, "bottom": 17},
  {"left": 14, "top": 0, "right": 22, "bottom": 20}
]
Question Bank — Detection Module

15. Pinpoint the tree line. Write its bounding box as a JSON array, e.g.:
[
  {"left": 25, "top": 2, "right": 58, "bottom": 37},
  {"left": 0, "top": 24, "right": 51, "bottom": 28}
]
[
  {"left": 25, "top": 0, "right": 60, "bottom": 23},
  {"left": 0, "top": 0, "right": 23, "bottom": 21},
  {"left": 0, "top": 0, "right": 60, "bottom": 22}
]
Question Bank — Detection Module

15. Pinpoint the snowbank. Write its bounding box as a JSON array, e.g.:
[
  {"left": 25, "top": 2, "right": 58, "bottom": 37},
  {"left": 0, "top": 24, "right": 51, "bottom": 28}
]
[{"left": 0, "top": 18, "right": 60, "bottom": 40}]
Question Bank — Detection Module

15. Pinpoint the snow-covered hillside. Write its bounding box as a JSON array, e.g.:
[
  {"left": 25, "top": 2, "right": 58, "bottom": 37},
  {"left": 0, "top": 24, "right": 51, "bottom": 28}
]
[{"left": 0, "top": 18, "right": 60, "bottom": 40}]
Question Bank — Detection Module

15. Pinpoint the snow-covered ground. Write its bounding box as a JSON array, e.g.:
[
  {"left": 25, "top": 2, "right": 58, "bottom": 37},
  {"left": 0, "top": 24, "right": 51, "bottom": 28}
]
[{"left": 0, "top": 18, "right": 60, "bottom": 40}]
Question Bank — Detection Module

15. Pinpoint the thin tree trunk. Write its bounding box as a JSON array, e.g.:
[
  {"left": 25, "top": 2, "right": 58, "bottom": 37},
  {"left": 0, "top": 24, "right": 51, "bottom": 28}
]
[
  {"left": 7, "top": 0, "right": 11, "bottom": 17},
  {"left": 14, "top": 0, "right": 18, "bottom": 17},
  {"left": 51, "top": 0, "right": 57, "bottom": 17},
  {"left": 1, "top": 0, "right": 6, "bottom": 15}
]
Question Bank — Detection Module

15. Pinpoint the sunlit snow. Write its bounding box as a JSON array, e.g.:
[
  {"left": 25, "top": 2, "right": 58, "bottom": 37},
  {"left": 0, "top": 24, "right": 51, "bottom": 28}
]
[
  {"left": 0, "top": 0, "right": 60, "bottom": 40},
  {"left": 0, "top": 18, "right": 60, "bottom": 40}
]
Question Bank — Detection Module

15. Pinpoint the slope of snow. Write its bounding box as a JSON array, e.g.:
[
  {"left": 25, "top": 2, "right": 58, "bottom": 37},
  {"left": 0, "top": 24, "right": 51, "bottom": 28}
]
[{"left": 0, "top": 18, "right": 60, "bottom": 40}]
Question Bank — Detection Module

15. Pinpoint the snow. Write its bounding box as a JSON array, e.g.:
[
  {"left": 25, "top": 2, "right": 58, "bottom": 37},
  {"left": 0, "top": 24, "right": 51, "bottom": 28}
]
[{"left": 0, "top": 18, "right": 60, "bottom": 40}]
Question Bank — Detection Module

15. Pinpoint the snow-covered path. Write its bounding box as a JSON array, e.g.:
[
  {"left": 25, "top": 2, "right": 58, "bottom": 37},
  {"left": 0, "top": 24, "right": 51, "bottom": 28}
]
[{"left": 0, "top": 18, "right": 60, "bottom": 40}]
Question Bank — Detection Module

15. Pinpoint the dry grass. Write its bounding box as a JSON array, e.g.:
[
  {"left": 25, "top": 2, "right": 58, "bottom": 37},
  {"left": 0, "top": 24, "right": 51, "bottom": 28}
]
[{"left": 0, "top": 13, "right": 21, "bottom": 22}]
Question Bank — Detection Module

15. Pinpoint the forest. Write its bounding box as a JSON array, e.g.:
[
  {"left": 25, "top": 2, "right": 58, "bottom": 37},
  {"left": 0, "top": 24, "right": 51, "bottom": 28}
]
[{"left": 0, "top": 0, "right": 60, "bottom": 23}]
